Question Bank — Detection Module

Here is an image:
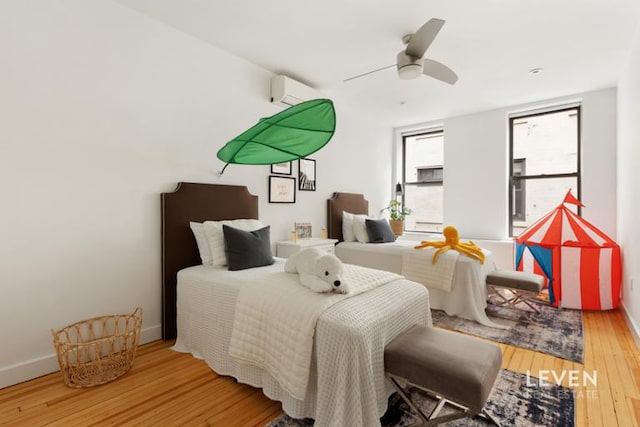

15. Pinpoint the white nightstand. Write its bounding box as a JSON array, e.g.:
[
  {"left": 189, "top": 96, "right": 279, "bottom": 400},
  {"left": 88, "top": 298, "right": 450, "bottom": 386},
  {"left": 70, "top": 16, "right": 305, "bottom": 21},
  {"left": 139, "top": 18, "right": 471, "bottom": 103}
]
[{"left": 276, "top": 238, "right": 338, "bottom": 258}]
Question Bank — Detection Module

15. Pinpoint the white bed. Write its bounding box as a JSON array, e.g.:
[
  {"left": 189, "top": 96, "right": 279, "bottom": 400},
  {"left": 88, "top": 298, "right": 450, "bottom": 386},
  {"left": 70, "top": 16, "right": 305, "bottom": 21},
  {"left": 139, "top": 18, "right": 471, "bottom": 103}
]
[
  {"left": 327, "top": 192, "right": 504, "bottom": 329},
  {"left": 161, "top": 184, "right": 431, "bottom": 427},
  {"left": 173, "top": 261, "right": 430, "bottom": 427},
  {"left": 335, "top": 240, "right": 502, "bottom": 328}
]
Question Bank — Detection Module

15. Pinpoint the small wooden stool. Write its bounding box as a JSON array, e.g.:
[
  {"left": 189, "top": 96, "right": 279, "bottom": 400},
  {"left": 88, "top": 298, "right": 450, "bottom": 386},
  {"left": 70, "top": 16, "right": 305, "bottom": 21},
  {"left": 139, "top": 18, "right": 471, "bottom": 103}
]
[
  {"left": 384, "top": 325, "right": 502, "bottom": 426},
  {"left": 486, "top": 270, "right": 545, "bottom": 313}
]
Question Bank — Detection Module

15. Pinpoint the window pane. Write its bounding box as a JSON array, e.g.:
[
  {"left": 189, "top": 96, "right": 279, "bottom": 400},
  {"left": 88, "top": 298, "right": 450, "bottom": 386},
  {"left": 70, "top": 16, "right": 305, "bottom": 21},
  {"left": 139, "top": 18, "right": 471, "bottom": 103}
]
[
  {"left": 404, "top": 184, "right": 443, "bottom": 233},
  {"left": 512, "top": 159, "right": 526, "bottom": 221},
  {"left": 417, "top": 167, "right": 443, "bottom": 183},
  {"left": 404, "top": 132, "right": 443, "bottom": 183},
  {"left": 512, "top": 177, "right": 578, "bottom": 236},
  {"left": 512, "top": 109, "right": 578, "bottom": 175}
]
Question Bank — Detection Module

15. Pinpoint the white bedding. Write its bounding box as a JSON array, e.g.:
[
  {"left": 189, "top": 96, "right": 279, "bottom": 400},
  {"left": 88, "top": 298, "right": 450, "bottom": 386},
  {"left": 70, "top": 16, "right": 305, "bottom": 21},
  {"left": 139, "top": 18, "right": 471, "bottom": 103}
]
[
  {"left": 229, "top": 264, "right": 402, "bottom": 400},
  {"left": 173, "top": 260, "right": 430, "bottom": 427},
  {"left": 335, "top": 240, "right": 505, "bottom": 328},
  {"left": 401, "top": 246, "right": 458, "bottom": 292}
]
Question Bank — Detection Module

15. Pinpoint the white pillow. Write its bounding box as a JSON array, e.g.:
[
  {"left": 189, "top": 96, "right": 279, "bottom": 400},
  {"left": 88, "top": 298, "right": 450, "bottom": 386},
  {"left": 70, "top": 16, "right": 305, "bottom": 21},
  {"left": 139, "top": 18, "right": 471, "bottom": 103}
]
[
  {"left": 190, "top": 222, "right": 213, "bottom": 265},
  {"left": 203, "top": 219, "right": 265, "bottom": 266},
  {"left": 342, "top": 211, "right": 356, "bottom": 242},
  {"left": 352, "top": 215, "right": 371, "bottom": 243}
]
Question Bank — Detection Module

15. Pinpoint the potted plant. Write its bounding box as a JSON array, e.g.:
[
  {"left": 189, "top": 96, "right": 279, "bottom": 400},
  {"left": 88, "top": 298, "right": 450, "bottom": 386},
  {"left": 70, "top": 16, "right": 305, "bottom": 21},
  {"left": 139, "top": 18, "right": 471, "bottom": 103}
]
[{"left": 380, "top": 200, "right": 412, "bottom": 236}]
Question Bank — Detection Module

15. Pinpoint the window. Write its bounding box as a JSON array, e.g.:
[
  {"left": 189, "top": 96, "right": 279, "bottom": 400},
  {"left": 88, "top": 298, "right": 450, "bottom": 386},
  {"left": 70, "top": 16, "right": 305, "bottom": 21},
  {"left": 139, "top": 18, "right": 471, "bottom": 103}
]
[
  {"left": 417, "top": 166, "right": 444, "bottom": 183},
  {"left": 509, "top": 106, "right": 580, "bottom": 236},
  {"left": 512, "top": 159, "right": 526, "bottom": 221},
  {"left": 402, "top": 130, "right": 444, "bottom": 233}
]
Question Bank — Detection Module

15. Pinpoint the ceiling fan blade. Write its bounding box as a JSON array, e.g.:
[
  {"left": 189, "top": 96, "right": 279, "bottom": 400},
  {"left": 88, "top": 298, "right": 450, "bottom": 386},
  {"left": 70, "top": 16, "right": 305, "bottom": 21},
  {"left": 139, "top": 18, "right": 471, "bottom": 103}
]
[
  {"left": 422, "top": 58, "right": 458, "bottom": 85},
  {"left": 343, "top": 64, "right": 396, "bottom": 82},
  {"left": 405, "top": 18, "right": 445, "bottom": 58}
]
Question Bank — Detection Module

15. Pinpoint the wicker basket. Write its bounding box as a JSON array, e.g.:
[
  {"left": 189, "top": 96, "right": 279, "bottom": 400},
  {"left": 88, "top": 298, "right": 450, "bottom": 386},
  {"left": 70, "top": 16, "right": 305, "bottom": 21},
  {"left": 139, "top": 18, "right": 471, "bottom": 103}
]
[{"left": 51, "top": 307, "right": 143, "bottom": 388}]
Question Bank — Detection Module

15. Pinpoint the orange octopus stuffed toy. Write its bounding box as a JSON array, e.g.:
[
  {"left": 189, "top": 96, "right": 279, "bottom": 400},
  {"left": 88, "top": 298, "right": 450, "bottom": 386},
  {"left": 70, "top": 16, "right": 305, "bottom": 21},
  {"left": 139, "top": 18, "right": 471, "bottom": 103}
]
[{"left": 414, "top": 225, "right": 485, "bottom": 264}]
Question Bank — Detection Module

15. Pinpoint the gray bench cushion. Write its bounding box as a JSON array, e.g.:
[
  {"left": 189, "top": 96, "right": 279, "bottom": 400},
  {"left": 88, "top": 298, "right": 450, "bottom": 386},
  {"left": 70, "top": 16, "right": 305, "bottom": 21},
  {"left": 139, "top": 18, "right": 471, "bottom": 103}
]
[
  {"left": 384, "top": 325, "right": 502, "bottom": 410},
  {"left": 486, "top": 269, "right": 544, "bottom": 293}
]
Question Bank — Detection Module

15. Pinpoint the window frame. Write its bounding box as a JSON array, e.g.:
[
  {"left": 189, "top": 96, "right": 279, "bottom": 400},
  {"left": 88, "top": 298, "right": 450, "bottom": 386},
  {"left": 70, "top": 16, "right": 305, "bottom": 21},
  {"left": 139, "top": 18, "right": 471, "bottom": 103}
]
[
  {"left": 402, "top": 129, "right": 445, "bottom": 233},
  {"left": 508, "top": 105, "right": 582, "bottom": 236}
]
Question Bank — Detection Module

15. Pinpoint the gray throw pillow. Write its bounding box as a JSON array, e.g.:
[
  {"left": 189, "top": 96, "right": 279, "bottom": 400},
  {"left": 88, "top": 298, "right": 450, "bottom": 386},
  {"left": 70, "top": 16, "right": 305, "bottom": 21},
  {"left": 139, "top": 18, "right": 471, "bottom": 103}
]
[
  {"left": 223, "top": 225, "right": 275, "bottom": 271},
  {"left": 365, "top": 218, "right": 396, "bottom": 243}
]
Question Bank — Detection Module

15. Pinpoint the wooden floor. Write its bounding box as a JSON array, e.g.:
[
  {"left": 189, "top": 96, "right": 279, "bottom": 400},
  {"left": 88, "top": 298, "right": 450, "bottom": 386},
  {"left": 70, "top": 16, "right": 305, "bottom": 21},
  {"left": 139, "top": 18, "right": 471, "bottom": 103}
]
[{"left": 2, "top": 309, "right": 639, "bottom": 426}]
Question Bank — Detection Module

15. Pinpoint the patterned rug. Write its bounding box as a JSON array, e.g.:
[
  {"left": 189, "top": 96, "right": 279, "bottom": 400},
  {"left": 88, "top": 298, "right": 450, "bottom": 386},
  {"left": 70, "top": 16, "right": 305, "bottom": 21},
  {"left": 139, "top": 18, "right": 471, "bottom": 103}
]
[
  {"left": 431, "top": 301, "right": 584, "bottom": 363},
  {"left": 266, "top": 369, "right": 575, "bottom": 426}
]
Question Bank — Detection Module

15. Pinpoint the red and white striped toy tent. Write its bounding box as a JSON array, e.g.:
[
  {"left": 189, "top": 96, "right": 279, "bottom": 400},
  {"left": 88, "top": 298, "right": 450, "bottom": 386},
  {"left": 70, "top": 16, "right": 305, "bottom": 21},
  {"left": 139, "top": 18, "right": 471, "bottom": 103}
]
[{"left": 515, "top": 191, "right": 621, "bottom": 310}]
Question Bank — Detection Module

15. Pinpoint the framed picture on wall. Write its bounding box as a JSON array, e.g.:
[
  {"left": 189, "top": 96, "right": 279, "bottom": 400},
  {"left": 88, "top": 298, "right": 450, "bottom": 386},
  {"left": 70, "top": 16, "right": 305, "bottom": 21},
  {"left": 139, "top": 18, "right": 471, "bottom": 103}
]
[
  {"left": 269, "top": 176, "right": 296, "bottom": 203},
  {"left": 298, "top": 158, "right": 316, "bottom": 191},
  {"left": 271, "top": 162, "right": 292, "bottom": 175}
]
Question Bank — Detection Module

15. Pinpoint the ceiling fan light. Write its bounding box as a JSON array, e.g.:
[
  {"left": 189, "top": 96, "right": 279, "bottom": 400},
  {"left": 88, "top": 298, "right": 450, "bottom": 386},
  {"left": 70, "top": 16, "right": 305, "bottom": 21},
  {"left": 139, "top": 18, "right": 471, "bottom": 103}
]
[{"left": 398, "top": 63, "right": 422, "bottom": 80}]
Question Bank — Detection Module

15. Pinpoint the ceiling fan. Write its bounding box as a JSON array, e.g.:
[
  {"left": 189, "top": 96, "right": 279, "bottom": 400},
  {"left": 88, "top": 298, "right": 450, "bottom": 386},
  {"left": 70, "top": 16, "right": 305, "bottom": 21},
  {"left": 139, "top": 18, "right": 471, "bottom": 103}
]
[{"left": 344, "top": 18, "right": 458, "bottom": 85}]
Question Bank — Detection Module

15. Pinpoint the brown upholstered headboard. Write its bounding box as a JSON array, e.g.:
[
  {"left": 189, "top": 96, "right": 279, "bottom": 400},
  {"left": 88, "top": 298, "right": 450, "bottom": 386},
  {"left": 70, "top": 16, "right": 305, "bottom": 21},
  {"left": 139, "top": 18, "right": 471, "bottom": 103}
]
[
  {"left": 327, "top": 192, "right": 369, "bottom": 241},
  {"left": 161, "top": 182, "right": 258, "bottom": 340}
]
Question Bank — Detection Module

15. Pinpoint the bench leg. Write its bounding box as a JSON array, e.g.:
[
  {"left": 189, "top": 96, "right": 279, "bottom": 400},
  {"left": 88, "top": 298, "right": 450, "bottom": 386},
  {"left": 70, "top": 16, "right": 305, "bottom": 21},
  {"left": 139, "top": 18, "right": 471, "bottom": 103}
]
[
  {"left": 387, "top": 375, "right": 431, "bottom": 424},
  {"left": 509, "top": 291, "right": 542, "bottom": 313},
  {"left": 488, "top": 285, "right": 542, "bottom": 314},
  {"left": 479, "top": 409, "right": 502, "bottom": 426},
  {"left": 386, "top": 373, "right": 500, "bottom": 426}
]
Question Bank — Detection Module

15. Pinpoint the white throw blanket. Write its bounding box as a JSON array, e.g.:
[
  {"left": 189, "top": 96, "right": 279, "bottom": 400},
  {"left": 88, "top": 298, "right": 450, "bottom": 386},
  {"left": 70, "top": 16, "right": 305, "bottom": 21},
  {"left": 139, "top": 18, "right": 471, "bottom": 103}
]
[
  {"left": 228, "top": 264, "right": 401, "bottom": 400},
  {"left": 402, "top": 246, "right": 459, "bottom": 292}
]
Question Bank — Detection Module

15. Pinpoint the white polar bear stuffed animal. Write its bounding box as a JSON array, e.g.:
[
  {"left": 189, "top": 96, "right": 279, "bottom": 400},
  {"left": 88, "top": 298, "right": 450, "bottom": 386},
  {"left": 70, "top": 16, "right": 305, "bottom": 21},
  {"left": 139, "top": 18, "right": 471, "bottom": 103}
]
[{"left": 284, "top": 247, "right": 349, "bottom": 294}]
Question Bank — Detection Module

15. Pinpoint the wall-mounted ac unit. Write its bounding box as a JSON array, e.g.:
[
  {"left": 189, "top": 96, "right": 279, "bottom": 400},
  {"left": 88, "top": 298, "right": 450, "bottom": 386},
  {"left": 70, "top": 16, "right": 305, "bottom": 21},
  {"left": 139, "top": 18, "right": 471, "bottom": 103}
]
[{"left": 270, "top": 75, "right": 322, "bottom": 107}]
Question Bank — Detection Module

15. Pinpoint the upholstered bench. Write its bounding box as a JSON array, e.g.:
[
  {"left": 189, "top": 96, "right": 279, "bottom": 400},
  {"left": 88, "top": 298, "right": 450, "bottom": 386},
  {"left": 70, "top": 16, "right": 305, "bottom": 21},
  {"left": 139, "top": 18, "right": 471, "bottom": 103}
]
[
  {"left": 384, "top": 325, "right": 502, "bottom": 426},
  {"left": 486, "top": 269, "right": 546, "bottom": 313}
]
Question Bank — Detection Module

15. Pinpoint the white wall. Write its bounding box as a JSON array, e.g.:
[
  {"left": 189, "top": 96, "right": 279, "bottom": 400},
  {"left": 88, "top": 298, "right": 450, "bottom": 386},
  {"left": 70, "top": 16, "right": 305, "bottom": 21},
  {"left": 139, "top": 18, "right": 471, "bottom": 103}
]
[
  {"left": 617, "top": 27, "right": 640, "bottom": 339},
  {"left": 0, "top": 0, "right": 392, "bottom": 387},
  {"left": 394, "top": 88, "right": 618, "bottom": 242}
]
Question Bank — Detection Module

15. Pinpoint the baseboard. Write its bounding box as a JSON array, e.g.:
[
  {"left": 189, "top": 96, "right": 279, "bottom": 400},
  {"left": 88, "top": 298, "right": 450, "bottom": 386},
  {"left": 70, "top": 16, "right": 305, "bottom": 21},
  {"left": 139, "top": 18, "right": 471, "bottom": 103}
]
[
  {"left": 0, "top": 353, "right": 59, "bottom": 390},
  {"left": 0, "top": 324, "right": 162, "bottom": 390},
  {"left": 621, "top": 302, "right": 640, "bottom": 351},
  {"left": 140, "top": 324, "right": 162, "bottom": 346}
]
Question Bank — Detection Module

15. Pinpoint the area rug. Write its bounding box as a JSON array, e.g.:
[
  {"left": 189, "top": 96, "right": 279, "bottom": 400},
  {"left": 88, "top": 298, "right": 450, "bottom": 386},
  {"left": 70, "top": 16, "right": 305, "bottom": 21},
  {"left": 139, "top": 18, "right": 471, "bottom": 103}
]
[
  {"left": 266, "top": 369, "right": 575, "bottom": 426},
  {"left": 431, "top": 301, "right": 584, "bottom": 363}
]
